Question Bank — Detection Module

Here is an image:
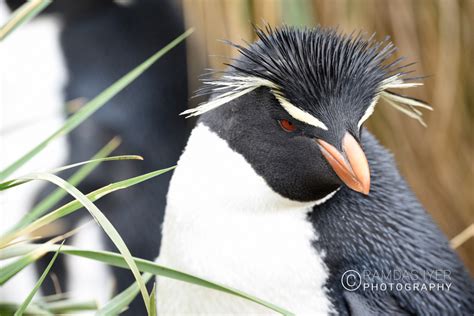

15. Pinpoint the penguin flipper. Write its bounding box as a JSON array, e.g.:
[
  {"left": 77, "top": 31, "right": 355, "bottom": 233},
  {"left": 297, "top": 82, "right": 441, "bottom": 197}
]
[{"left": 343, "top": 292, "right": 409, "bottom": 316}]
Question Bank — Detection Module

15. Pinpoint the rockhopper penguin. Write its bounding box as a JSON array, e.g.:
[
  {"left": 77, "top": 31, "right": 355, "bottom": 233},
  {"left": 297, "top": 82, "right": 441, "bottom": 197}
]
[{"left": 156, "top": 26, "right": 474, "bottom": 315}]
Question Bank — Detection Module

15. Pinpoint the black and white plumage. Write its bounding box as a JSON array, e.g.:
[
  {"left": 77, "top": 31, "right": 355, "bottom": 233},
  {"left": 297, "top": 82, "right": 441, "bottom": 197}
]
[{"left": 157, "top": 25, "right": 474, "bottom": 315}]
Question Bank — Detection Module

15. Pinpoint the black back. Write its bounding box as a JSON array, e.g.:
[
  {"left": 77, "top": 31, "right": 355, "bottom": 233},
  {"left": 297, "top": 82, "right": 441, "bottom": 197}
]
[{"left": 312, "top": 131, "right": 474, "bottom": 315}]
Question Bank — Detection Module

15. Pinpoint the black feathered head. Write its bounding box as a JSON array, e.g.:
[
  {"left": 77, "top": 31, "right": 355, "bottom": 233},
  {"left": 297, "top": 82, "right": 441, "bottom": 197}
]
[{"left": 185, "top": 26, "right": 431, "bottom": 201}]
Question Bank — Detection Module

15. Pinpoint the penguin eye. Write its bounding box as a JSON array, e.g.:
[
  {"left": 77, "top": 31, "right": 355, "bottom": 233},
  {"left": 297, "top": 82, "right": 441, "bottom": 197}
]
[{"left": 278, "top": 119, "right": 297, "bottom": 132}]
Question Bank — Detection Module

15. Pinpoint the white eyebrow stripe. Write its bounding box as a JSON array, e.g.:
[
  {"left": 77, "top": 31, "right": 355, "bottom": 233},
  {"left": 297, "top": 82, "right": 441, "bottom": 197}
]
[
  {"left": 273, "top": 92, "right": 329, "bottom": 130},
  {"left": 181, "top": 76, "right": 278, "bottom": 117},
  {"left": 181, "top": 86, "right": 258, "bottom": 117},
  {"left": 357, "top": 95, "right": 380, "bottom": 129}
]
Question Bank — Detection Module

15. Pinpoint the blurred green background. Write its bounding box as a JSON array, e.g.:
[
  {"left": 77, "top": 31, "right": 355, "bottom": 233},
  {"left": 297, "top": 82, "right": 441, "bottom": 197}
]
[{"left": 181, "top": 0, "right": 473, "bottom": 272}]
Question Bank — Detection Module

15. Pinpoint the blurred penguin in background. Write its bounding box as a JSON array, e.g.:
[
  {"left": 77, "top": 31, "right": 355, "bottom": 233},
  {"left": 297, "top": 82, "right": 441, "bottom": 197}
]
[
  {"left": 0, "top": 0, "right": 68, "bottom": 303},
  {"left": 4, "top": 0, "right": 188, "bottom": 314}
]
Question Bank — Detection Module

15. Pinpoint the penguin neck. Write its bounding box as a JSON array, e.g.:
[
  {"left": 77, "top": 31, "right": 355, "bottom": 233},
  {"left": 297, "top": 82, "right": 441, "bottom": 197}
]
[{"left": 169, "top": 123, "right": 320, "bottom": 213}]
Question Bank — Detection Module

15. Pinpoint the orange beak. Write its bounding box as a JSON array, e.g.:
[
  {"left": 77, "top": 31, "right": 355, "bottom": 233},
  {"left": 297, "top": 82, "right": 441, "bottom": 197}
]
[{"left": 317, "top": 132, "right": 370, "bottom": 195}]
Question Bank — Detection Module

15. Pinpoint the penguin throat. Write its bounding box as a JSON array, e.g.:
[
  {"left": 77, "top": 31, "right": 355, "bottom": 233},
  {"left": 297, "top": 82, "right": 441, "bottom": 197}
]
[{"left": 169, "top": 123, "right": 334, "bottom": 212}]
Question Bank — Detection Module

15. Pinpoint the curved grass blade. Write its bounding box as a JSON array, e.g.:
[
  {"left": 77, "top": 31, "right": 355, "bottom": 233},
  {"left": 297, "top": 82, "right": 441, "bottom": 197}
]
[
  {"left": 8, "top": 245, "right": 294, "bottom": 315},
  {"left": 0, "top": 28, "right": 193, "bottom": 181},
  {"left": 11, "top": 137, "right": 121, "bottom": 231},
  {"left": 0, "top": 167, "right": 175, "bottom": 248},
  {"left": 14, "top": 243, "right": 63, "bottom": 316},
  {"left": 0, "top": 155, "right": 142, "bottom": 191},
  {"left": 0, "top": 0, "right": 51, "bottom": 41},
  {"left": 96, "top": 273, "right": 153, "bottom": 316},
  {"left": 47, "top": 155, "right": 142, "bottom": 174},
  {"left": 66, "top": 247, "right": 293, "bottom": 315},
  {"left": 13, "top": 173, "right": 151, "bottom": 314}
]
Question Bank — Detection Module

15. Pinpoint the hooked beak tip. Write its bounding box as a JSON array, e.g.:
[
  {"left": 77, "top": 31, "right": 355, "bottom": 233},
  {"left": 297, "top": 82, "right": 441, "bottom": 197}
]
[{"left": 317, "top": 133, "right": 371, "bottom": 195}]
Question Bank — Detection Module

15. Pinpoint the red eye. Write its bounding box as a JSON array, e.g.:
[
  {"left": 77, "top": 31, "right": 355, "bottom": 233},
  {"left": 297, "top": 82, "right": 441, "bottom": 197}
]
[{"left": 279, "top": 119, "right": 296, "bottom": 132}]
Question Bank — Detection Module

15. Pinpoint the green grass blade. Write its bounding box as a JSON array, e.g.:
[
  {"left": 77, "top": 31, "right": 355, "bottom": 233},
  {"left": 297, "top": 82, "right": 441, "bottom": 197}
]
[
  {"left": 0, "top": 299, "right": 95, "bottom": 314},
  {"left": 0, "top": 243, "right": 40, "bottom": 259},
  {"left": 0, "top": 155, "right": 142, "bottom": 191},
  {"left": 0, "top": 302, "right": 52, "bottom": 316},
  {"left": 14, "top": 243, "right": 63, "bottom": 316},
  {"left": 11, "top": 137, "right": 121, "bottom": 231},
  {"left": 67, "top": 247, "right": 293, "bottom": 315},
  {"left": 47, "top": 155, "right": 142, "bottom": 174},
  {"left": 0, "top": 167, "right": 175, "bottom": 247},
  {"left": 42, "top": 299, "right": 97, "bottom": 314},
  {"left": 0, "top": 227, "right": 80, "bottom": 283},
  {"left": 7, "top": 245, "right": 293, "bottom": 315},
  {"left": 149, "top": 283, "right": 157, "bottom": 316},
  {"left": 0, "top": 242, "right": 56, "bottom": 284},
  {"left": 0, "top": 0, "right": 51, "bottom": 41},
  {"left": 14, "top": 173, "right": 151, "bottom": 314},
  {"left": 0, "top": 249, "right": 46, "bottom": 284},
  {"left": 96, "top": 273, "right": 153, "bottom": 316},
  {"left": 0, "top": 28, "right": 193, "bottom": 181}
]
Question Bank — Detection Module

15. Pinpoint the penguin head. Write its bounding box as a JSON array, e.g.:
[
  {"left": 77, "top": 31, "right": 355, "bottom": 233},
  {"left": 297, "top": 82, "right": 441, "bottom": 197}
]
[{"left": 187, "top": 26, "right": 430, "bottom": 202}]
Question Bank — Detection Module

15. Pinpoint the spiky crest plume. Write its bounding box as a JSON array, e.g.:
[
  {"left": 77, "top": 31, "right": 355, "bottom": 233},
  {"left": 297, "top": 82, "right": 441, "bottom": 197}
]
[{"left": 182, "top": 25, "right": 432, "bottom": 126}]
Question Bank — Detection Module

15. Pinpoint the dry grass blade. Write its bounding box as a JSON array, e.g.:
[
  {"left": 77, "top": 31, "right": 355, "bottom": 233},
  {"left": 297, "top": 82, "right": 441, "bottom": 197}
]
[{"left": 451, "top": 224, "right": 474, "bottom": 249}]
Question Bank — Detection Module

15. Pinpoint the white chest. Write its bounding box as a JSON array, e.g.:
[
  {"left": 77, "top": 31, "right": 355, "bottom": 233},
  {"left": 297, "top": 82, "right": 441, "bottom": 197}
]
[{"left": 157, "top": 124, "right": 335, "bottom": 315}]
